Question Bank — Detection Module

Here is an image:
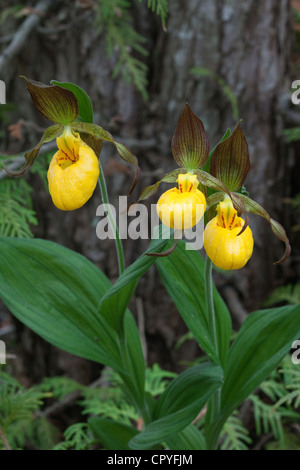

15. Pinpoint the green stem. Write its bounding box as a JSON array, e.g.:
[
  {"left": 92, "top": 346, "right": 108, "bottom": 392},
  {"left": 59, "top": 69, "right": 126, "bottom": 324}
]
[
  {"left": 98, "top": 159, "right": 125, "bottom": 275},
  {"left": 205, "top": 256, "right": 218, "bottom": 355},
  {"left": 205, "top": 255, "right": 221, "bottom": 449},
  {"left": 98, "top": 161, "right": 151, "bottom": 425}
]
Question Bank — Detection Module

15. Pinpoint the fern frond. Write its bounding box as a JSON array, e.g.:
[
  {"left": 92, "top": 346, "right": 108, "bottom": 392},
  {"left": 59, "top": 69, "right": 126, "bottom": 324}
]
[
  {"left": 220, "top": 413, "right": 252, "bottom": 450},
  {"left": 190, "top": 67, "right": 239, "bottom": 120},
  {"left": 95, "top": 0, "right": 149, "bottom": 99},
  {"left": 272, "top": 366, "right": 300, "bottom": 410},
  {"left": 145, "top": 363, "right": 177, "bottom": 396},
  {"left": 259, "top": 378, "right": 287, "bottom": 402},
  {"left": 282, "top": 127, "right": 300, "bottom": 143},
  {"left": 250, "top": 394, "right": 285, "bottom": 446},
  {"left": 136, "top": 0, "right": 168, "bottom": 25},
  {"left": 264, "top": 282, "right": 300, "bottom": 307},
  {"left": 40, "top": 376, "right": 84, "bottom": 401},
  {"left": 0, "top": 369, "right": 52, "bottom": 449},
  {"left": 0, "top": 5, "right": 24, "bottom": 27},
  {"left": 80, "top": 387, "right": 138, "bottom": 424},
  {"left": 53, "top": 423, "right": 92, "bottom": 450},
  {"left": 0, "top": 178, "right": 38, "bottom": 238},
  {"left": 80, "top": 365, "right": 176, "bottom": 425}
]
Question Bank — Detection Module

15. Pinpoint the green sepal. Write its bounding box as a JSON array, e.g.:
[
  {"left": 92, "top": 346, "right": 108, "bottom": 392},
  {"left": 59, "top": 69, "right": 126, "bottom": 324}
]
[
  {"left": 137, "top": 168, "right": 183, "bottom": 202},
  {"left": 171, "top": 104, "right": 209, "bottom": 170},
  {"left": 21, "top": 76, "right": 78, "bottom": 125},
  {"left": 210, "top": 123, "right": 250, "bottom": 192},
  {"left": 2, "top": 124, "right": 63, "bottom": 176},
  {"left": 71, "top": 122, "right": 140, "bottom": 194},
  {"left": 202, "top": 128, "right": 231, "bottom": 174}
]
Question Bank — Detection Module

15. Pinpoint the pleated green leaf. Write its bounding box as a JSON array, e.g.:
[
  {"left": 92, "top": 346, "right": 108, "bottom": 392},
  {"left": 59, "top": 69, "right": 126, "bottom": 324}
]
[
  {"left": 205, "top": 304, "right": 300, "bottom": 447},
  {"left": 156, "top": 241, "right": 232, "bottom": 367},
  {"left": 89, "top": 418, "right": 139, "bottom": 450},
  {"left": 165, "top": 424, "right": 207, "bottom": 450},
  {"left": 129, "top": 363, "right": 222, "bottom": 449},
  {"left": 0, "top": 237, "right": 123, "bottom": 371},
  {"left": 222, "top": 304, "right": 300, "bottom": 414},
  {"left": 98, "top": 228, "right": 173, "bottom": 332}
]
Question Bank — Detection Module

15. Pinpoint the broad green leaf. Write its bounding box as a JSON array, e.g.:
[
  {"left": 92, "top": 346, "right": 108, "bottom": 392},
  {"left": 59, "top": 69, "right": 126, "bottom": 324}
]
[
  {"left": 165, "top": 424, "right": 207, "bottom": 450},
  {"left": 21, "top": 76, "right": 78, "bottom": 125},
  {"left": 0, "top": 237, "right": 123, "bottom": 370},
  {"left": 121, "top": 311, "right": 146, "bottom": 405},
  {"left": 129, "top": 363, "right": 222, "bottom": 449},
  {"left": 51, "top": 80, "right": 94, "bottom": 123},
  {"left": 171, "top": 104, "right": 209, "bottom": 170},
  {"left": 223, "top": 304, "right": 300, "bottom": 413},
  {"left": 2, "top": 125, "right": 63, "bottom": 176},
  {"left": 89, "top": 418, "right": 139, "bottom": 450},
  {"left": 98, "top": 229, "right": 173, "bottom": 332},
  {"left": 210, "top": 123, "right": 250, "bottom": 192},
  {"left": 156, "top": 241, "right": 232, "bottom": 367},
  {"left": 205, "top": 304, "right": 300, "bottom": 447}
]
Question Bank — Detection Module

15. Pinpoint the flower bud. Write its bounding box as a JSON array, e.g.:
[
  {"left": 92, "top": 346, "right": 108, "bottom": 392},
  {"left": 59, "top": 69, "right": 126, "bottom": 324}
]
[{"left": 47, "top": 127, "right": 99, "bottom": 210}]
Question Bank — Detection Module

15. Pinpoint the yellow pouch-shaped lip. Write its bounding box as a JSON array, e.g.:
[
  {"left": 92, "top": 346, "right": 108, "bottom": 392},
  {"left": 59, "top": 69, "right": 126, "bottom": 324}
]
[
  {"left": 204, "top": 196, "right": 254, "bottom": 270},
  {"left": 47, "top": 127, "right": 99, "bottom": 211},
  {"left": 156, "top": 173, "right": 206, "bottom": 230}
]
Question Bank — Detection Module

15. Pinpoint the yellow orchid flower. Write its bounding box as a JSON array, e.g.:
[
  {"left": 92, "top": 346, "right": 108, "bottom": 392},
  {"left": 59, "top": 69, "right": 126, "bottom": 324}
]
[
  {"left": 204, "top": 195, "right": 254, "bottom": 270},
  {"left": 156, "top": 173, "right": 206, "bottom": 230},
  {"left": 47, "top": 127, "right": 99, "bottom": 211}
]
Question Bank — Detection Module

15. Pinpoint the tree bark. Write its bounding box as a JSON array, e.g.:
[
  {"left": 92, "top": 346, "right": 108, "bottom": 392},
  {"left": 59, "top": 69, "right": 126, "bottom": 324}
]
[
  {"left": 151, "top": 0, "right": 292, "bottom": 307},
  {"left": 0, "top": 0, "right": 295, "bottom": 381}
]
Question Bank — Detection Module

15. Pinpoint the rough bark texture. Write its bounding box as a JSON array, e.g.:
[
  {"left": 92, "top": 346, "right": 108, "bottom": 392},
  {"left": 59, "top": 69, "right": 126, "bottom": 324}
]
[{"left": 0, "top": 0, "right": 296, "bottom": 383}]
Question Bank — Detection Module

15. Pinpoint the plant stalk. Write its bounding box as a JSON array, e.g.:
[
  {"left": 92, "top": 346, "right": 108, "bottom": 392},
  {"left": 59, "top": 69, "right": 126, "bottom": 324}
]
[
  {"left": 98, "top": 159, "right": 125, "bottom": 275},
  {"left": 205, "top": 255, "right": 222, "bottom": 449}
]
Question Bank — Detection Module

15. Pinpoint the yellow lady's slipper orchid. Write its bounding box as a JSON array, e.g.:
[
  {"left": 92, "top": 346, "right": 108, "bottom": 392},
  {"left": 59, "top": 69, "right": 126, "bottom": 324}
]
[
  {"left": 156, "top": 173, "right": 206, "bottom": 230},
  {"left": 204, "top": 196, "right": 254, "bottom": 270},
  {"left": 47, "top": 127, "right": 99, "bottom": 211}
]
